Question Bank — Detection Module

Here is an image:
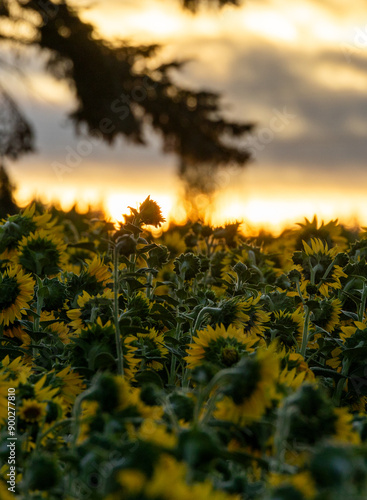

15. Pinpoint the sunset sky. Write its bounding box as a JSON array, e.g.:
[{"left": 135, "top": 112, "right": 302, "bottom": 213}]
[{"left": 3, "top": 0, "right": 367, "bottom": 233}]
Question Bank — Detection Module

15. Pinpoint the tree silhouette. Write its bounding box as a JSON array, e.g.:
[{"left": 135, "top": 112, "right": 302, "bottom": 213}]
[
  {"left": 0, "top": 0, "right": 252, "bottom": 204},
  {"left": 0, "top": 85, "right": 34, "bottom": 217},
  {"left": 0, "top": 164, "right": 17, "bottom": 218}
]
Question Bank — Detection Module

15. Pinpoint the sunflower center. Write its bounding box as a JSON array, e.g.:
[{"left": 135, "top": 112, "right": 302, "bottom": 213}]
[
  {"left": 23, "top": 404, "right": 43, "bottom": 422},
  {"left": 0, "top": 276, "right": 20, "bottom": 310},
  {"left": 220, "top": 347, "right": 239, "bottom": 367}
]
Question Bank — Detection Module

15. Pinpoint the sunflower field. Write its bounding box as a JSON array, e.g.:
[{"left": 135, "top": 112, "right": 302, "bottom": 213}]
[{"left": 2, "top": 198, "right": 367, "bottom": 499}]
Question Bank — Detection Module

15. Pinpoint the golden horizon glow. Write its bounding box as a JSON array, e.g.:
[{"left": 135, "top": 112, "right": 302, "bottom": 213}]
[{"left": 13, "top": 184, "right": 367, "bottom": 237}]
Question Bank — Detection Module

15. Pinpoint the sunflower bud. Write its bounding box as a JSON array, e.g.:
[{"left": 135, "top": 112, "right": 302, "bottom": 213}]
[
  {"left": 174, "top": 252, "right": 201, "bottom": 280},
  {"left": 288, "top": 269, "right": 301, "bottom": 283},
  {"left": 116, "top": 234, "right": 137, "bottom": 257},
  {"left": 184, "top": 233, "right": 197, "bottom": 248},
  {"left": 334, "top": 252, "right": 349, "bottom": 267},
  {"left": 306, "top": 284, "right": 318, "bottom": 295}
]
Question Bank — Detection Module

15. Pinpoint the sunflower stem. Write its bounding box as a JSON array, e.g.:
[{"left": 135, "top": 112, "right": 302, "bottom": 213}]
[
  {"left": 358, "top": 281, "right": 367, "bottom": 322},
  {"left": 71, "top": 385, "right": 96, "bottom": 449},
  {"left": 146, "top": 271, "right": 153, "bottom": 300},
  {"left": 300, "top": 305, "right": 310, "bottom": 358},
  {"left": 317, "top": 257, "right": 337, "bottom": 291},
  {"left": 113, "top": 243, "right": 124, "bottom": 377},
  {"left": 36, "top": 418, "right": 73, "bottom": 449},
  {"left": 332, "top": 358, "right": 351, "bottom": 406},
  {"left": 201, "top": 387, "right": 221, "bottom": 425},
  {"left": 192, "top": 307, "right": 221, "bottom": 336},
  {"left": 34, "top": 276, "right": 44, "bottom": 332},
  {"left": 169, "top": 321, "right": 181, "bottom": 386},
  {"left": 296, "top": 281, "right": 306, "bottom": 306}
]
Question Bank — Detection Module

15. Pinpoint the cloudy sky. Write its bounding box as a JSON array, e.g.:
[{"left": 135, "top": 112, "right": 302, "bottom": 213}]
[{"left": 3, "top": 0, "right": 367, "bottom": 232}]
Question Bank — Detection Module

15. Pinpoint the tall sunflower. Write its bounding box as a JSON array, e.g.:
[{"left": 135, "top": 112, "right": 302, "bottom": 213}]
[
  {"left": 0, "top": 266, "right": 34, "bottom": 326},
  {"left": 184, "top": 324, "right": 261, "bottom": 370}
]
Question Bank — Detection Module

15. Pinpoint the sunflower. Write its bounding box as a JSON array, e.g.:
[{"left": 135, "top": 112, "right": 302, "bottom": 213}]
[
  {"left": 87, "top": 374, "right": 162, "bottom": 419},
  {"left": 3, "top": 322, "right": 31, "bottom": 345},
  {"left": 0, "top": 266, "right": 34, "bottom": 326},
  {"left": 53, "top": 366, "right": 85, "bottom": 408},
  {"left": 325, "top": 321, "right": 367, "bottom": 370},
  {"left": 19, "top": 399, "right": 47, "bottom": 423},
  {"left": 114, "top": 454, "right": 240, "bottom": 500},
  {"left": 279, "top": 351, "right": 315, "bottom": 390},
  {"left": 333, "top": 407, "right": 360, "bottom": 444},
  {"left": 213, "top": 297, "right": 251, "bottom": 329},
  {"left": 128, "top": 329, "right": 169, "bottom": 371},
  {"left": 136, "top": 195, "right": 165, "bottom": 227},
  {"left": 39, "top": 397, "right": 69, "bottom": 446},
  {"left": 241, "top": 294, "right": 271, "bottom": 336},
  {"left": 33, "top": 374, "right": 60, "bottom": 403},
  {"left": 281, "top": 384, "right": 359, "bottom": 448},
  {"left": 310, "top": 298, "right": 342, "bottom": 335},
  {"left": 85, "top": 255, "right": 112, "bottom": 287},
  {"left": 214, "top": 345, "right": 280, "bottom": 425},
  {"left": 269, "top": 471, "right": 316, "bottom": 500},
  {"left": 67, "top": 289, "right": 114, "bottom": 332},
  {"left": 295, "top": 216, "right": 348, "bottom": 252},
  {"left": 0, "top": 479, "right": 14, "bottom": 500},
  {"left": 67, "top": 318, "right": 139, "bottom": 380},
  {"left": 43, "top": 321, "right": 72, "bottom": 344},
  {"left": 184, "top": 324, "right": 261, "bottom": 370},
  {"left": 15, "top": 229, "right": 67, "bottom": 277},
  {"left": 340, "top": 321, "right": 367, "bottom": 343},
  {"left": 67, "top": 255, "right": 112, "bottom": 291},
  {"left": 77, "top": 400, "right": 100, "bottom": 444},
  {"left": 299, "top": 238, "right": 347, "bottom": 296},
  {"left": 127, "top": 419, "right": 177, "bottom": 449},
  {"left": 161, "top": 231, "right": 186, "bottom": 257},
  {"left": 0, "top": 204, "right": 57, "bottom": 259},
  {"left": 270, "top": 309, "right": 304, "bottom": 348},
  {"left": 1, "top": 355, "right": 32, "bottom": 383}
]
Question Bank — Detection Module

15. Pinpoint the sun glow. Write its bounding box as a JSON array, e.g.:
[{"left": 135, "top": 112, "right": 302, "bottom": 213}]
[{"left": 242, "top": 10, "right": 298, "bottom": 42}]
